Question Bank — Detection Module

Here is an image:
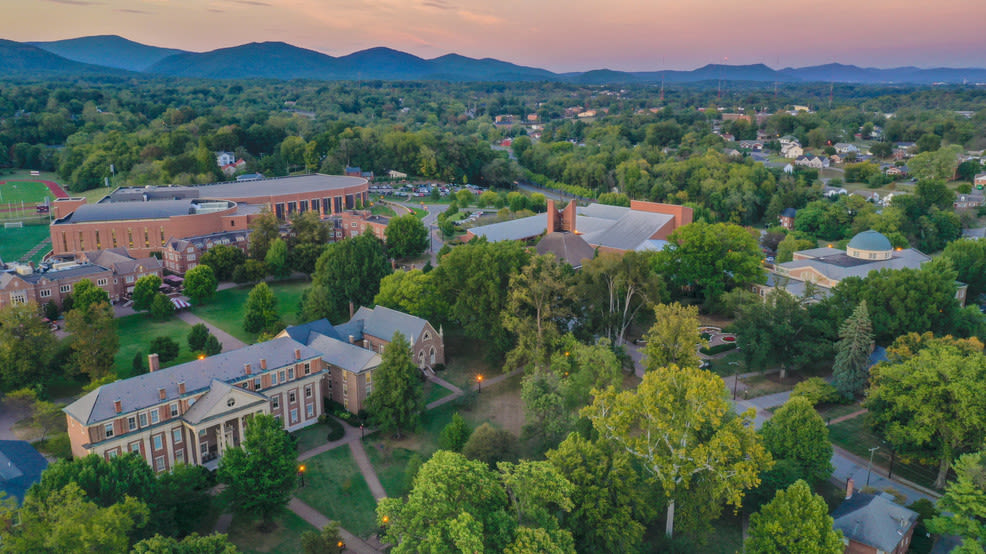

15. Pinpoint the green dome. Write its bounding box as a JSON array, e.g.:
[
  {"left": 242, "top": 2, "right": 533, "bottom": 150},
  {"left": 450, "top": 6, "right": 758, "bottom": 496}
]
[{"left": 848, "top": 230, "right": 892, "bottom": 252}]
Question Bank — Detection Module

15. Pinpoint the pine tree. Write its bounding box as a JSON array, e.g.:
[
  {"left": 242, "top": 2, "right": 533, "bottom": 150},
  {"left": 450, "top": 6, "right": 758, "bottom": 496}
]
[
  {"left": 832, "top": 301, "right": 874, "bottom": 399},
  {"left": 366, "top": 332, "right": 423, "bottom": 439}
]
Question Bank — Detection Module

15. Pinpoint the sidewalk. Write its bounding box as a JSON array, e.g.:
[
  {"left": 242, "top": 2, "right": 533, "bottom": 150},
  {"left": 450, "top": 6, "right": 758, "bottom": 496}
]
[
  {"left": 175, "top": 310, "right": 247, "bottom": 351},
  {"left": 349, "top": 441, "right": 387, "bottom": 500},
  {"left": 287, "top": 497, "right": 381, "bottom": 554}
]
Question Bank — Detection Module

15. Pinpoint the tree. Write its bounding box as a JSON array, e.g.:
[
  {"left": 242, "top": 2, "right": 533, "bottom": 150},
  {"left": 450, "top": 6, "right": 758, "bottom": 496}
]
[
  {"left": 133, "top": 351, "right": 145, "bottom": 374},
  {"left": 243, "top": 282, "right": 283, "bottom": 334},
  {"left": 943, "top": 239, "right": 986, "bottom": 300},
  {"left": 546, "top": 433, "right": 653, "bottom": 553},
  {"left": 760, "top": 397, "right": 833, "bottom": 484},
  {"left": 439, "top": 412, "right": 472, "bottom": 452},
  {"left": 290, "top": 210, "right": 329, "bottom": 247},
  {"left": 64, "top": 300, "right": 118, "bottom": 379},
  {"left": 301, "top": 522, "right": 344, "bottom": 554},
  {"left": 656, "top": 222, "right": 764, "bottom": 307},
  {"left": 908, "top": 145, "right": 962, "bottom": 181},
  {"left": 132, "top": 275, "right": 163, "bottom": 311},
  {"left": 832, "top": 301, "right": 874, "bottom": 399},
  {"left": 265, "top": 237, "right": 290, "bottom": 279},
  {"left": 462, "top": 423, "right": 519, "bottom": 468},
  {"left": 218, "top": 413, "right": 296, "bottom": 529},
  {"left": 132, "top": 533, "right": 238, "bottom": 553},
  {"left": 365, "top": 332, "right": 423, "bottom": 439},
  {"left": 71, "top": 278, "right": 110, "bottom": 312},
  {"left": 0, "top": 303, "right": 57, "bottom": 391},
  {"left": 736, "top": 288, "right": 829, "bottom": 378},
  {"left": 502, "top": 254, "right": 575, "bottom": 370},
  {"left": 776, "top": 233, "right": 815, "bottom": 263},
  {"left": 583, "top": 366, "right": 771, "bottom": 538},
  {"left": 745, "top": 480, "right": 844, "bottom": 554},
  {"left": 232, "top": 259, "right": 268, "bottom": 284},
  {"left": 927, "top": 450, "right": 986, "bottom": 552},
  {"left": 187, "top": 323, "right": 210, "bottom": 352},
  {"left": 869, "top": 141, "right": 893, "bottom": 159},
  {"left": 204, "top": 334, "right": 223, "bottom": 356},
  {"left": 385, "top": 214, "right": 429, "bottom": 259},
  {"left": 288, "top": 242, "right": 326, "bottom": 276},
  {"left": 153, "top": 463, "right": 213, "bottom": 538},
  {"left": 200, "top": 244, "right": 246, "bottom": 281},
  {"left": 643, "top": 303, "right": 704, "bottom": 371},
  {"left": 184, "top": 265, "right": 218, "bottom": 305},
  {"left": 248, "top": 210, "right": 280, "bottom": 260},
  {"left": 5, "top": 388, "right": 63, "bottom": 443},
  {"left": 2, "top": 482, "right": 149, "bottom": 553},
  {"left": 373, "top": 269, "right": 441, "bottom": 322},
  {"left": 301, "top": 231, "right": 391, "bottom": 323},
  {"left": 866, "top": 343, "right": 986, "bottom": 489},
  {"left": 377, "top": 450, "right": 515, "bottom": 553},
  {"left": 149, "top": 292, "right": 175, "bottom": 321},
  {"left": 149, "top": 336, "right": 180, "bottom": 363},
  {"left": 579, "top": 251, "right": 665, "bottom": 345}
]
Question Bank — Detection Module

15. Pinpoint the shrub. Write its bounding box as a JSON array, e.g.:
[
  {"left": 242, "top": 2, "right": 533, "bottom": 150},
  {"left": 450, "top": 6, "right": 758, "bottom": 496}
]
[
  {"left": 150, "top": 336, "right": 180, "bottom": 363},
  {"left": 791, "top": 377, "right": 842, "bottom": 406},
  {"left": 699, "top": 343, "right": 737, "bottom": 355}
]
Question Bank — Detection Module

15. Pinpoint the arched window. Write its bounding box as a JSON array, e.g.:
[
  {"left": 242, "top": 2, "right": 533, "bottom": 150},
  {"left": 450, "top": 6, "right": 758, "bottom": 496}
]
[{"left": 430, "top": 347, "right": 436, "bottom": 364}]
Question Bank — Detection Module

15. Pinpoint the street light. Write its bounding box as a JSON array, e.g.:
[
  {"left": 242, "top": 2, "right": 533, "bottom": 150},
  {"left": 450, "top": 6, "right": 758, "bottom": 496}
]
[
  {"left": 298, "top": 464, "right": 306, "bottom": 487},
  {"left": 865, "top": 446, "right": 879, "bottom": 487},
  {"left": 360, "top": 423, "right": 365, "bottom": 440},
  {"left": 730, "top": 362, "right": 741, "bottom": 399},
  {"left": 477, "top": 374, "right": 483, "bottom": 393}
]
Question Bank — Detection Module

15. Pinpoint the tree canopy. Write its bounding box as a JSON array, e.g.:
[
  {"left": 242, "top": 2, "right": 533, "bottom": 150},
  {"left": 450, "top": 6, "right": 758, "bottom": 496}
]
[
  {"left": 385, "top": 213, "right": 430, "bottom": 259},
  {"left": 183, "top": 265, "right": 218, "bottom": 305},
  {"left": 301, "top": 231, "right": 391, "bottom": 323},
  {"left": 760, "top": 397, "right": 834, "bottom": 484},
  {"left": 365, "top": 332, "right": 423, "bottom": 439},
  {"left": 745, "top": 480, "right": 844, "bottom": 554}
]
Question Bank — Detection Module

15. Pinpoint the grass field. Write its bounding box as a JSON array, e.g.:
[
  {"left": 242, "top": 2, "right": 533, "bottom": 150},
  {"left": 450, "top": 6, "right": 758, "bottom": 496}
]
[
  {"left": 0, "top": 224, "right": 50, "bottom": 264},
  {"left": 0, "top": 180, "right": 54, "bottom": 205},
  {"left": 191, "top": 280, "right": 310, "bottom": 344},
  {"left": 827, "top": 414, "right": 942, "bottom": 490},
  {"left": 114, "top": 314, "right": 198, "bottom": 379},
  {"left": 227, "top": 510, "right": 315, "bottom": 553},
  {"left": 296, "top": 447, "right": 379, "bottom": 537}
]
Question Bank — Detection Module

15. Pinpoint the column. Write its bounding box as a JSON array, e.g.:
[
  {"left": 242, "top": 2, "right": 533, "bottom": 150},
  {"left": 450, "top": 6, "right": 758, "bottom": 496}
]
[{"left": 236, "top": 414, "right": 244, "bottom": 447}]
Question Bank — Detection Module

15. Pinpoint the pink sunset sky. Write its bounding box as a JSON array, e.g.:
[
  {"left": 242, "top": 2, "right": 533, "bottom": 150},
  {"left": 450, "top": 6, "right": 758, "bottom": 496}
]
[{"left": 5, "top": 0, "right": 985, "bottom": 71}]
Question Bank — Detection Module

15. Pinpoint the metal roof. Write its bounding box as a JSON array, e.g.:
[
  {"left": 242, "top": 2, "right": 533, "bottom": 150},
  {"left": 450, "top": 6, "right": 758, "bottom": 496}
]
[
  {"left": 54, "top": 199, "right": 199, "bottom": 224},
  {"left": 18, "top": 263, "right": 109, "bottom": 284},
  {"left": 196, "top": 174, "right": 366, "bottom": 199},
  {"left": 778, "top": 248, "right": 930, "bottom": 283},
  {"left": 848, "top": 230, "right": 893, "bottom": 252},
  {"left": 467, "top": 214, "right": 548, "bottom": 242}
]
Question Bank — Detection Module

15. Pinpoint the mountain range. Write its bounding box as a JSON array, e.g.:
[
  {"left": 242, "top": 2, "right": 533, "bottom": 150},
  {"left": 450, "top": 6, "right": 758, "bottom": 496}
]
[{"left": 6, "top": 35, "right": 986, "bottom": 85}]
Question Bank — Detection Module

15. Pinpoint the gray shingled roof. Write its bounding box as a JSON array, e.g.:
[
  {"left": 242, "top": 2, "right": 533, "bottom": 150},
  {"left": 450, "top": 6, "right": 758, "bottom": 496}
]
[
  {"left": 536, "top": 232, "right": 595, "bottom": 269},
  {"left": 832, "top": 493, "right": 918, "bottom": 552},
  {"left": 283, "top": 319, "right": 343, "bottom": 343},
  {"left": 196, "top": 174, "right": 366, "bottom": 199},
  {"left": 306, "top": 332, "right": 380, "bottom": 374},
  {"left": 182, "top": 380, "right": 267, "bottom": 425},
  {"left": 349, "top": 305, "right": 428, "bottom": 345},
  {"left": 19, "top": 264, "right": 108, "bottom": 284},
  {"left": 0, "top": 440, "right": 48, "bottom": 505},
  {"left": 63, "top": 337, "right": 320, "bottom": 425}
]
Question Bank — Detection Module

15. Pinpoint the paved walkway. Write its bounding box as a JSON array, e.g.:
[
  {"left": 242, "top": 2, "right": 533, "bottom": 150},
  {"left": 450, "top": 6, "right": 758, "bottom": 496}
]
[
  {"left": 175, "top": 310, "right": 247, "bottom": 352},
  {"left": 427, "top": 374, "right": 462, "bottom": 394},
  {"left": 425, "top": 368, "right": 522, "bottom": 410},
  {"left": 349, "top": 441, "right": 387, "bottom": 500},
  {"left": 288, "top": 497, "right": 381, "bottom": 554}
]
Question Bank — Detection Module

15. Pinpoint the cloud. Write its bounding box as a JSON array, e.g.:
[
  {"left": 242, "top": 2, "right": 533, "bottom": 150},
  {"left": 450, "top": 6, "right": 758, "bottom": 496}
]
[
  {"left": 208, "top": 8, "right": 225, "bottom": 12},
  {"left": 116, "top": 8, "right": 151, "bottom": 14},
  {"left": 41, "top": 0, "right": 101, "bottom": 5},
  {"left": 229, "top": 0, "right": 271, "bottom": 5},
  {"left": 422, "top": 0, "right": 453, "bottom": 10},
  {"left": 457, "top": 9, "right": 503, "bottom": 25}
]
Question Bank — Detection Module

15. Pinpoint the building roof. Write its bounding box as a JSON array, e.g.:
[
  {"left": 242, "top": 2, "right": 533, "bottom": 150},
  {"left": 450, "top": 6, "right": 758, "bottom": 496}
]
[
  {"left": 535, "top": 232, "right": 595, "bottom": 269},
  {"left": 282, "top": 318, "right": 343, "bottom": 343},
  {"left": 64, "top": 337, "right": 321, "bottom": 426},
  {"left": 780, "top": 208, "right": 798, "bottom": 218},
  {"left": 54, "top": 199, "right": 204, "bottom": 224},
  {"left": 181, "top": 380, "right": 268, "bottom": 425},
  {"left": 166, "top": 230, "right": 250, "bottom": 252},
  {"left": 0, "top": 440, "right": 48, "bottom": 504},
  {"left": 468, "top": 214, "right": 548, "bottom": 242},
  {"left": 17, "top": 263, "right": 110, "bottom": 284},
  {"left": 348, "top": 305, "right": 429, "bottom": 344},
  {"left": 83, "top": 249, "right": 162, "bottom": 275},
  {"left": 306, "top": 332, "right": 380, "bottom": 375},
  {"left": 848, "top": 230, "right": 893, "bottom": 252},
  {"left": 832, "top": 493, "right": 918, "bottom": 552},
  {"left": 197, "top": 174, "right": 365, "bottom": 200},
  {"left": 778, "top": 248, "right": 929, "bottom": 283}
]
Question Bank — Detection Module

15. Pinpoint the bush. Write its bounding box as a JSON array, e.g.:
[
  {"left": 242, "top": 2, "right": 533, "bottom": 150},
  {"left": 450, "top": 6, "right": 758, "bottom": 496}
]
[
  {"left": 699, "top": 343, "right": 737, "bottom": 355},
  {"left": 149, "top": 336, "right": 180, "bottom": 363},
  {"left": 791, "top": 377, "right": 842, "bottom": 406}
]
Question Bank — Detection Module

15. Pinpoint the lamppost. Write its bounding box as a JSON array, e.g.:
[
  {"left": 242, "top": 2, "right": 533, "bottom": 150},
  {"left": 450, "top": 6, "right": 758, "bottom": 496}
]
[
  {"left": 360, "top": 423, "right": 365, "bottom": 440},
  {"left": 865, "top": 446, "right": 879, "bottom": 487},
  {"left": 477, "top": 374, "right": 483, "bottom": 393},
  {"left": 730, "top": 362, "right": 741, "bottom": 399},
  {"left": 298, "top": 464, "right": 306, "bottom": 487}
]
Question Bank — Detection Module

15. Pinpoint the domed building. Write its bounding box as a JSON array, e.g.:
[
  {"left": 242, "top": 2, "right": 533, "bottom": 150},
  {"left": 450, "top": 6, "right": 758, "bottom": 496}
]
[{"left": 754, "top": 230, "right": 970, "bottom": 303}]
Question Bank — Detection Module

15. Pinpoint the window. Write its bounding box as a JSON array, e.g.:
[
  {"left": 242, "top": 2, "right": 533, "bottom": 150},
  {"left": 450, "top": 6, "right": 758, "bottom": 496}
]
[
  {"left": 290, "top": 409, "right": 298, "bottom": 424},
  {"left": 254, "top": 378, "right": 261, "bottom": 390},
  {"left": 170, "top": 403, "right": 178, "bottom": 417},
  {"left": 111, "top": 229, "right": 118, "bottom": 248},
  {"left": 96, "top": 278, "right": 108, "bottom": 287},
  {"left": 198, "top": 429, "right": 206, "bottom": 437},
  {"left": 200, "top": 442, "right": 208, "bottom": 456},
  {"left": 60, "top": 284, "right": 71, "bottom": 293},
  {"left": 155, "top": 456, "right": 165, "bottom": 472},
  {"left": 175, "top": 449, "right": 184, "bottom": 464},
  {"left": 288, "top": 368, "right": 295, "bottom": 380},
  {"left": 128, "top": 417, "right": 136, "bottom": 431},
  {"left": 289, "top": 391, "right": 296, "bottom": 404},
  {"left": 306, "top": 404, "right": 314, "bottom": 418},
  {"left": 365, "top": 371, "right": 372, "bottom": 384},
  {"left": 9, "top": 292, "right": 26, "bottom": 305},
  {"left": 271, "top": 396, "right": 280, "bottom": 409},
  {"left": 107, "top": 449, "right": 118, "bottom": 459},
  {"left": 150, "top": 410, "right": 160, "bottom": 424},
  {"left": 139, "top": 413, "right": 147, "bottom": 427},
  {"left": 173, "top": 428, "right": 182, "bottom": 444},
  {"left": 129, "top": 441, "right": 140, "bottom": 453},
  {"left": 153, "top": 434, "right": 163, "bottom": 450},
  {"left": 279, "top": 370, "right": 286, "bottom": 383},
  {"left": 104, "top": 423, "right": 114, "bottom": 438},
  {"left": 39, "top": 289, "right": 51, "bottom": 298},
  {"left": 305, "top": 385, "right": 312, "bottom": 398},
  {"left": 304, "top": 362, "right": 311, "bottom": 375},
  {"left": 271, "top": 372, "right": 278, "bottom": 386},
  {"left": 125, "top": 275, "right": 135, "bottom": 284}
]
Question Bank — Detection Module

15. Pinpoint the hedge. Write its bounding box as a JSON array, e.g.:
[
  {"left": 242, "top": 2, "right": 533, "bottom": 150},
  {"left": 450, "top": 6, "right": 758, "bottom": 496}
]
[{"left": 699, "top": 343, "right": 737, "bottom": 355}]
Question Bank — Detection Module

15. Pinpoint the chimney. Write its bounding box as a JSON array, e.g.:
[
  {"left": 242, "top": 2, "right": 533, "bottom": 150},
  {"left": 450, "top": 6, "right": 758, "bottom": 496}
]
[
  {"left": 244, "top": 363, "right": 252, "bottom": 375},
  {"left": 349, "top": 301, "right": 355, "bottom": 318},
  {"left": 148, "top": 353, "right": 160, "bottom": 372},
  {"left": 260, "top": 358, "right": 267, "bottom": 370},
  {"left": 294, "top": 348, "right": 301, "bottom": 360},
  {"left": 846, "top": 478, "right": 855, "bottom": 499},
  {"left": 113, "top": 399, "right": 122, "bottom": 413},
  {"left": 158, "top": 388, "right": 166, "bottom": 400},
  {"left": 546, "top": 199, "right": 557, "bottom": 232},
  {"left": 178, "top": 381, "right": 186, "bottom": 394},
  {"left": 348, "top": 335, "right": 356, "bottom": 344}
]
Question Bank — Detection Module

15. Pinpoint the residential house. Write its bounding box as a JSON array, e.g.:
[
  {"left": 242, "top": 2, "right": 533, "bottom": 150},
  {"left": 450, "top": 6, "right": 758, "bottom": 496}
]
[
  {"left": 782, "top": 144, "right": 805, "bottom": 159},
  {"left": 333, "top": 211, "right": 389, "bottom": 241},
  {"left": 974, "top": 173, "right": 986, "bottom": 188},
  {"left": 63, "top": 338, "right": 328, "bottom": 471},
  {"left": 794, "top": 155, "right": 829, "bottom": 169},
  {"left": 0, "top": 257, "right": 146, "bottom": 310},
  {"left": 830, "top": 154, "right": 844, "bottom": 165},
  {"left": 387, "top": 170, "right": 408, "bottom": 180},
  {"left": 954, "top": 190, "right": 985, "bottom": 209},
  {"left": 163, "top": 231, "right": 250, "bottom": 275},
  {"left": 832, "top": 481, "right": 918, "bottom": 554},
  {"left": 778, "top": 208, "right": 797, "bottom": 230},
  {"left": 220, "top": 159, "right": 247, "bottom": 177},
  {"left": 215, "top": 152, "right": 236, "bottom": 167},
  {"left": 721, "top": 113, "right": 751, "bottom": 122},
  {"left": 884, "top": 165, "right": 907, "bottom": 177},
  {"left": 345, "top": 166, "right": 374, "bottom": 180},
  {"left": 723, "top": 148, "right": 742, "bottom": 158},
  {"left": 738, "top": 140, "right": 764, "bottom": 151},
  {"left": 833, "top": 142, "right": 859, "bottom": 154}
]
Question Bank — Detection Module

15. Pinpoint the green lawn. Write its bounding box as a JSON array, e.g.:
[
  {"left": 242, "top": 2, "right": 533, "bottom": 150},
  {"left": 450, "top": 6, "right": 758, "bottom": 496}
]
[
  {"left": 296, "top": 447, "right": 379, "bottom": 537},
  {"left": 0, "top": 224, "right": 50, "bottom": 264},
  {"left": 705, "top": 351, "right": 747, "bottom": 377},
  {"left": 191, "top": 280, "right": 310, "bottom": 344},
  {"left": 370, "top": 203, "right": 396, "bottom": 217},
  {"left": 0, "top": 180, "right": 54, "bottom": 204},
  {"left": 365, "top": 443, "right": 417, "bottom": 498},
  {"left": 828, "top": 415, "right": 941, "bottom": 490},
  {"left": 227, "top": 509, "right": 315, "bottom": 554},
  {"left": 423, "top": 381, "right": 453, "bottom": 405},
  {"left": 114, "top": 314, "right": 198, "bottom": 379}
]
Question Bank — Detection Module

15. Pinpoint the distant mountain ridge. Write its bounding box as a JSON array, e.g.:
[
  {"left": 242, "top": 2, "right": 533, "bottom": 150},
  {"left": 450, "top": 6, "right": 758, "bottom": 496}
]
[{"left": 12, "top": 35, "right": 986, "bottom": 84}]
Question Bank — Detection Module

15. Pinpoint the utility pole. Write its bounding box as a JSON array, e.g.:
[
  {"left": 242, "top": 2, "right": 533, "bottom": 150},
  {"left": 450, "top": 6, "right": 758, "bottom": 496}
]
[{"left": 865, "top": 446, "right": 879, "bottom": 487}]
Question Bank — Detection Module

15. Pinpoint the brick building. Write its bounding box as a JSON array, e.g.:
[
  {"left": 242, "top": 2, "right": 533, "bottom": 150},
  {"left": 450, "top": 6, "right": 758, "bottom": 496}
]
[{"left": 163, "top": 231, "right": 249, "bottom": 275}]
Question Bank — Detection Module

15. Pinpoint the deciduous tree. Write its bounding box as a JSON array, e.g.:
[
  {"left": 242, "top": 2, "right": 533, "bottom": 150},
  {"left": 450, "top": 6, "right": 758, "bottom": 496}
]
[
  {"left": 502, "top": 254, "right": 575, "bottom": 370},
  {"left": 264, "top": 238, "right": 290, "bottom": 279},
  {"left": 643, "top": 303, "right": 704, "bottom": 371},
  {"left": 64, "top": 300, "right": 118, "bottom": 379},
  {"left": 735, "top": 288, "right": 829, "bottom": 378},
  {"left": 745, "top": 480, "right": 844, "bottom": 554},
  {"left": 760, "top": 397, "right": 833, "bottom": 484},
  {"left": 200, "top": 244, "right": 246, "bottom": 281},
  {"left": 71, "top": 278, "right": 110, "bottom": 312},
  {"left": 0, "top": 303, "right": 57, "bottom": 391},
  {"left": 927, "top": 450, "right": 986, "bottom": 552},
  {"left": 373, "top": 269, "right": 442, "bottom": 322},
  {"left": 248, "top": 211, "right": 280, "bottom": 260},
  {"left": 187, "top": 323, "right": 210, "bottom": 352},
  {"left": 462, "top": 423, "right": 519, "bottom": 468},
  {"left": 943, "top": 238, "right": 986, "bottom": 299},
  {"left": 149, "top": 292, "right": 175, "bottom": 321},
  {"left": 301, "top": 231, "right": 391, "bottom": 323},
  {"left": 578, "top": 251, "right": 664, "bottom": 346},
  {"left": 832, "top": 301, "right": 874, "bottom": 399},
  {"left": 132, "top": 533, "right": 238, "bottom": 553},
  {"left": 583, "top": 366, "right": 770, "bottom": 538},
  {"left": 301, "top": 522, "right": 344, "bottom": 554},
  {"left": 366, "top": 332, "right": 422, "bottom": 439},
  {"left": 439, "top": 412, "right": 472, "bottom": 452},
  {"left": 183, "top": 265, "right": 218, "bottom": 305},
  {"left": 243, "top": 282, "right": 283, "bottom": 334},
  {"left": 149, "top": 336, "right": 180, "bottom": 363},
  {"left": 132, "top": 275, "right": 163, "bottom": 311},
  {"left": 385, "top": 213, "right": 429, "bottom": 260}
]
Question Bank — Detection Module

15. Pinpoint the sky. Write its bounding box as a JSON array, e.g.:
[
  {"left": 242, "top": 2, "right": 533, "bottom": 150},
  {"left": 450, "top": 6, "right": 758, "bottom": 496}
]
[{"left": 4, "top": 0, "right": 986, "bottom": 72}]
